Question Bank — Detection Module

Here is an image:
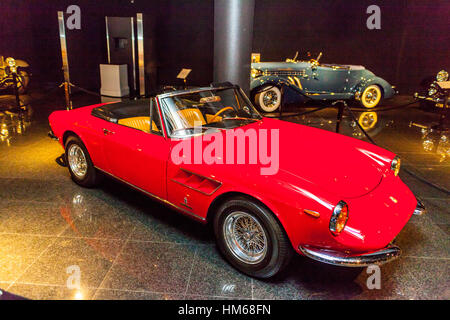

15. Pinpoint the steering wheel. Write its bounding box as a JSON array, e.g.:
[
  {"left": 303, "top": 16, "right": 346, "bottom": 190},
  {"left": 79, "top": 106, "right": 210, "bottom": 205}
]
[{"left": 208, "top": 107, "right": 234, "bottom": 123}]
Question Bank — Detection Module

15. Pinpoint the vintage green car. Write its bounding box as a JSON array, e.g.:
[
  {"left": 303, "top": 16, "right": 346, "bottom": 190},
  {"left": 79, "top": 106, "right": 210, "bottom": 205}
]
[{"left": 250, "top": 52, "right": 396, "bottom": 112}]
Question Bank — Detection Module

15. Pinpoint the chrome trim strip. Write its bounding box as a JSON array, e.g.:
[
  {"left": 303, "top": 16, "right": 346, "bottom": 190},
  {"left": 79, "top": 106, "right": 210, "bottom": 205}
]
[
  {"left": 298, "top": 245, "right": 401, "bottom": 267},
  {"left": 95, "top": 167, "right": 206, "bottom": 222},
  {"left": 170, "top": 168, "right": 222, "bottom": 196},
  {"left": 157, "top": 86, "right": 233, "bottom": 99}
]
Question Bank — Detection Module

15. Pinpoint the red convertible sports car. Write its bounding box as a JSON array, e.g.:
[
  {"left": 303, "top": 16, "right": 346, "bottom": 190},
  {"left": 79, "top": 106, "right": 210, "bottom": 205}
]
[{"left": 48, "top": 83, "right": 424, "bottom": 278}]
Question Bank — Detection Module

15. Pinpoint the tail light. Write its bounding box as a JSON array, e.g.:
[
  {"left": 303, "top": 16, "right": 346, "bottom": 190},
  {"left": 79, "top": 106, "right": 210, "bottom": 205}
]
[{"left": 329, "top": 201, "right": 349, "bottom": 236}]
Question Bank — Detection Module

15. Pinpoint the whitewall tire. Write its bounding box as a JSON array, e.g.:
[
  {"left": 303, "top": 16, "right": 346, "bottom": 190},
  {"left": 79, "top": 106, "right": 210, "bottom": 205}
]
[
  {"left": 255, "top": 85, "right": 282, "bottom": 113},
  {"left": 360, "top": 85, "right": 382, "bottom": 108}
]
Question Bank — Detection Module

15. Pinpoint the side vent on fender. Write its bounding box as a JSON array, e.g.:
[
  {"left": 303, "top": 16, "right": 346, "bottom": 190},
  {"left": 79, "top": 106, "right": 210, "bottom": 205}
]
[{"left": 171, "top": 169, "right": 222, "bottom": 196}]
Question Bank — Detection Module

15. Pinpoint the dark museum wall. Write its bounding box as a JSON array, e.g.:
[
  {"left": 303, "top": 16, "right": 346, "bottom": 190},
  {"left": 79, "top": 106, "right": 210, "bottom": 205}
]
[
  {"left": 0, "top": 0, "right": 449, "bottom": 94},
  {"left": 253, "top": 0, "right": 450, "bottom": 94}
]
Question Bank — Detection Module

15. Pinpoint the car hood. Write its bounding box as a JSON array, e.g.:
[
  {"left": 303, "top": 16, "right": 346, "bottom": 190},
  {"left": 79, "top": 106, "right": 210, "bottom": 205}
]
[
  {"left": 248, "top": 118, "right": 393, "bottom": 198},
  {"left": 252, "top": 61, "right": 367, "bottom": 72}
]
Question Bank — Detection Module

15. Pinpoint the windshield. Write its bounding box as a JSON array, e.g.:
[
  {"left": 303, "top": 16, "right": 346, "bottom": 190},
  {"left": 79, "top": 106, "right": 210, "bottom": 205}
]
[{"left": 160, "top": 87, "right": 262, "bottom": 137}]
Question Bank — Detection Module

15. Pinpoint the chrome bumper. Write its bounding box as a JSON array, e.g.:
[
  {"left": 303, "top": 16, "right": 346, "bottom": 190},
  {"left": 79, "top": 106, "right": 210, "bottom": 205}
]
[
  {"left": 298, "top": 245, "right": 401, "bottom": 267},
  {"left": 48, "top": 130, "right": 58, "bottom": 141},
  {"left": 414, "top": 199, "right": 426, "bottom": 216}
]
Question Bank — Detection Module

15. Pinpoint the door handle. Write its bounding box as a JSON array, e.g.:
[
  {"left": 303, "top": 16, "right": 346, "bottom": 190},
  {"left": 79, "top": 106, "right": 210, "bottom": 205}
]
[{"left": 103, "top": 128, "right": 115, "bottom": 135}]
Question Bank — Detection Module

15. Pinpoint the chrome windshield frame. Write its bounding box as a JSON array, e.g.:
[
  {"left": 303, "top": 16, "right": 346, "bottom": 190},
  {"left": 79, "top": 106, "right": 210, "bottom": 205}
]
[{"left": 156, "top": 85, "right": 262, "bottom": 139}]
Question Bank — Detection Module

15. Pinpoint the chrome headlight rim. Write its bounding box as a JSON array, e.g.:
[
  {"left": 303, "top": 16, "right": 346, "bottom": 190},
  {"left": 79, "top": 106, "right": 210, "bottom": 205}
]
[
  {"left": 251, "top": 68, "right": 262, "bottom": 79},
  {"left": 391, "top": 155, "right": 401, "bottom": 176},
  {"left": 5, "top": 57, "right": 16, "bottom": 68},
  {"left": 436, "top": 70, "right": 449, "bottom": 82},
  {"left": 428, "top": 84, "right": 438, "bottom": 96},
  {"left": 329, "top": 200, "right": 349, "bottom": 236}
]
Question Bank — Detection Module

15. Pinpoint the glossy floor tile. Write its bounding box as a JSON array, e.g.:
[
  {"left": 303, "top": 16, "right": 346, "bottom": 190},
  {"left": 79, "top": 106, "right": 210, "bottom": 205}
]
[{"left": 0, "top": 91, "right": 448, "bottom": 300}]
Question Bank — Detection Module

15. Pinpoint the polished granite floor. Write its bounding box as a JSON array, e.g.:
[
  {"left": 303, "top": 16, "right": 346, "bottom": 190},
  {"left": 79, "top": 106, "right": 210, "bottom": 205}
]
[{"left": 0, "top": 89, "right": 448, "bottom": 300}]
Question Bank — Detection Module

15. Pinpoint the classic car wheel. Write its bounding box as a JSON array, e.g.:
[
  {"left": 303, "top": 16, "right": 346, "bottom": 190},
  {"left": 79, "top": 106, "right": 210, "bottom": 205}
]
[
  {"left": 214, "top": 196, "right": 292, "bottom": 278},
  {"left": 255, "top": 86, "right": 282, "bottom": 113},
  {"left": 65, "top": 136, "right": 101, "bottom": 187},
  {"left": 360, "top": 85, "right": 382, "bottom": 108}
]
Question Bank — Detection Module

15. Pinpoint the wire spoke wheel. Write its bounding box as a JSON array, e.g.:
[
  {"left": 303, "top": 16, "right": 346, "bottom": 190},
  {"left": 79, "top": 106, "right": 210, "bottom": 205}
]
[
  {"left": 67, "top": 144, "right": 88, "bottom": 179},
  {"left": 257, "top": 86, "right": 282, "bottom": 112},
  {"left": 262, "top": 91, "right": 278, "bottom": 108},
  {"left": 223, "top": 211, "right": 268, "bottom": 264}
]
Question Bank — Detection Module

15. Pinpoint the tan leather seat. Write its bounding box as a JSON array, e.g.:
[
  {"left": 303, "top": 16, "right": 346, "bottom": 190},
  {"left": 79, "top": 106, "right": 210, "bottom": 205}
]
[
  {"left": 118, "top": 117, "right": 159, "bottom": 132},
  {"left": 177, "top": 108, "right": 206, "bottom": 127}
]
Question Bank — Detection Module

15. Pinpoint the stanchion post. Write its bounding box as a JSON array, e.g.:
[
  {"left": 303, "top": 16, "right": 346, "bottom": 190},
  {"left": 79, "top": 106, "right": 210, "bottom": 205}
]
[
  {"left": 12, "top": 72, "right": 21, "bottom": 110},
  {"left": 64, "top": 82, "right": 71, "bottom": 111},
  {"left": 58, "top": 11, "right": 72, "bottom": 110},
  {"left": 335, "top": 102, "right": 344, "bottom": 133},
  {"left": 438, "top": 91, "right": 448, "bottom": 131}
]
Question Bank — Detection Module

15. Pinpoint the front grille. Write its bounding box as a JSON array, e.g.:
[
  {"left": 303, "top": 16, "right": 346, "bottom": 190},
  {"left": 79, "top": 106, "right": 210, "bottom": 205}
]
[{"left": 264, "top": 70, "right": 305, "bottom": 77}]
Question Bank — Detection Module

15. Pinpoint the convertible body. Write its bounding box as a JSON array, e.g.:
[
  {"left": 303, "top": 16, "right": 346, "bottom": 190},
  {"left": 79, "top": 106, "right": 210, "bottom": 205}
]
[
  {"left": 49, "top": 84, "right": 421, "bottom": 277},
  {"left": 250, "top": 54, "right": 396, "bottom": 112}
]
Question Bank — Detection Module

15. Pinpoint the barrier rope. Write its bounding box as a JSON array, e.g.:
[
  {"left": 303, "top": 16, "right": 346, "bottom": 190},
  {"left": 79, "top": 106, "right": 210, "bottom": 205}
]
[
  {"left": 69, "top": 82, "right": 131, "bottom": 99},
  {"left": 343, "top": 104, "right": 450, "bottom": 195},
  {"left": 257, "top": 85, "right": 449, "bottom": 194}
]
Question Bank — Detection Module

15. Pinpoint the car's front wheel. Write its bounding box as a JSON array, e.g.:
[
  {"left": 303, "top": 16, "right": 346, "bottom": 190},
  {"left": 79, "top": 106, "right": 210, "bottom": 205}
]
[
  {"left": 360, "top": 85, "right": 382, "bottom": 108},
  {"left": 213, "top": 196, "right": 292, "bottom": 278},
  {"left": 65, "top": 136, "right": 101, "bottom": 187},
  {"left": 254, "top": 85, "right": 282, "bottom": 113}
]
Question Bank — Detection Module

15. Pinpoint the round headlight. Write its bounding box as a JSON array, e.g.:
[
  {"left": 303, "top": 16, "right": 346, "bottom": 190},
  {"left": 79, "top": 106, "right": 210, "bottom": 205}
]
[
  {"left": 428, "top": 86, "right": 438, "bottom": 96},
  {"left": 5, "top": 57, "right": 16, "bottom": 67},
  {"left": 436, "top": 70, "right": 449, "bottom": 82},
  {"left": 329, "top": 201, "right": 349, "bottom": 236},
  {"left": 391, "top": 156, "right": 401, "bottom": 176},
  {"left": 251, "top": 68, "right": 262, "bottom": 79}
]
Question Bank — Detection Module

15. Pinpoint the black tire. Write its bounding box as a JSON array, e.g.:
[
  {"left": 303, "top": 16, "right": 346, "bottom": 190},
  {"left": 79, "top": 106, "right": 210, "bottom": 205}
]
[
  {"left": 65, "top": 135, "right": 101, "bottom": 187},
  {"left": 213, "top": 196, "right": 292, "bottom": 278}
]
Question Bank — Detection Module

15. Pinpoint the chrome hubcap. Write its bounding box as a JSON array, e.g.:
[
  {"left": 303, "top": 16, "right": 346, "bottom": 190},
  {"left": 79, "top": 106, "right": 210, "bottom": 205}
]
[
  {"left": 262, "top": 90, "right": 278, "bottom": 108},
  {"left": 67, "top": 144, "right": 88, "bottom": 179},
  {"left": 223, "top": 212, "right": 267, "bottom": 264},
  {"left": 364, "top": 88, "right": 379, "bottom": 105}
]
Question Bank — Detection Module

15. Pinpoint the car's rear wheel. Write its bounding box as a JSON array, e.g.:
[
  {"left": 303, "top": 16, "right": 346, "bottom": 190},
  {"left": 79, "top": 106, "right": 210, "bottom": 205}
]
[
  {"left": 360, "top": 85, "right": 382, "bottom": 108},
  {"left": 213, "top": 196, "right": 292, "bottom": 278},
  {"left": 254, "top": 85, "right": 282, "bottom": 113},
  {"left": 65, "top": 136, "right": 101, "bottom": 187}
]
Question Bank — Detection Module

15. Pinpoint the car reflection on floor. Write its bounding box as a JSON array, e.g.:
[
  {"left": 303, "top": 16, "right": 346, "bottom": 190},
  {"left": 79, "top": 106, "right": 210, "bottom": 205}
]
[{"left": 0, "top": 107, "right": 33, "bottom": 147}]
